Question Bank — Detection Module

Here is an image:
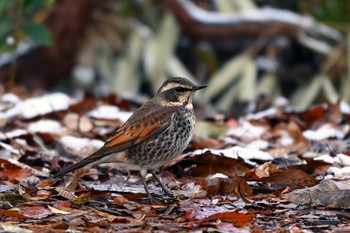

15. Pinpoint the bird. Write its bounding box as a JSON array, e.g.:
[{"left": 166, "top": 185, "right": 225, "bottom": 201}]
[{"left": 53, "top": 77, "right": 206, "bottom": 202}]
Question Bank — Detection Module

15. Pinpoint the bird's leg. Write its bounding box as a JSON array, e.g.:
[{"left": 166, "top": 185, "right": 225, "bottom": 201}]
[
  {"left": 140, "top": 170, "right": 156, "bottom": 204},
  {"left": 150, "top": 170, "right": 175, "bottom": 198}
]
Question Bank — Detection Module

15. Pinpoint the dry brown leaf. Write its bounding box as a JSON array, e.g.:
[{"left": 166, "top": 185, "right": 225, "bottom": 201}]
[
  {"left": 113, "top": 195, "right": 129, "bottom": 206},
  {"left": 0, "top": 167, "right": 32, "bottom": 182},
  {"left": 68, "top": 97, "right": 100, "bottom": 115},
  {"left": 34, "top": 190, "right": 52, "bottom": 200},
  {"left": 284, "top": 180, "right": 350, "bottom": 209},
  {"left": 204, "top": 175, "right": 253, "bottom": 197},
  {"left": 0, "top": 209, "right": 28, "bottom": 219},
  {"left": 188, "top": 151, "right": 254, "bottom": 177},
  {"left": 204, "top": 211, "right": 253, "bottom": 227},
  {"left": 259, "top": 168, "right": 318, "bottom": 187},
  {"left": 298, "top": 105, "right": 325, "bottom": 125},
  {"left": 191, "top": 138, "right": 228, "bottom": 150},
  {"left": 270, "top": 119, "right": 311, "bottom": 154},
  {"left": 56, "top": 167, "right": 93, "bottom": 191},
  {"left": 254, "top": 162, "right": 279, "bottom": 178},
  {"left": 36, "top": 179, "right": 53, "bottom": 188},
  {"left": 7, "top": 158, "right": 47, "bottom": 177},
  {"left": 55, "top": 187, "right": 78, "bottom": 200},
  {"left": 0, "top": 158, "right": 21, "bottom": 170},
  {"left": 95, "top": 210, "right": 120, "bottom": 220},
  {"left": 52, "top": 200, "right": 71, "bottom": 209},
  {"left": 19, "top": 206, "right": 52, "bottom": 219},
  {"left": 298, "top": 101, "right": 342, "bottom": 128},
  {"left": 180, "top": 205, "right": 252, "bottom": 228}
]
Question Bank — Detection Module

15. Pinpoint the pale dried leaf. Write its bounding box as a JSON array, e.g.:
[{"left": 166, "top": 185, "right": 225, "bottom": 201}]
[
  {"left": 84, "top": 183, "right": 149, "bottom": 194},
  {"left": 114, "top": 29, "right": 144, "bottom": 96},
  {"left": 214, "top": 0, "right": 237, "bottom": 12},
  {"left": 340, "top": 73, "right": 350, "bottom": 103},
  {"left": 47, "top": 205, "right": 71, "bottom": 215},
  {"left": 201, "top": 54, "right": 250, "bottom": 103},
  {"left": 238, "top": 58, "right": 257, "bottom": 101},
  {"left": 1, "top": 223, "right": 32, "bottom": 233},
  {"left": 167, "top": 55, "right": 196, "bottom": 84},
  {"left": 291, "top": 74, "right": 324, "bottom": 110},
  {"left": 216, "top": 82, "right": 239, "bottom": 111},
  {"left": 232, "top": 0, "right": 256, "bottom": 10},
  {"left": 322, "top": 76, "right": 339, "bottom": 103},
  {"left": 147, "top": 13, "right": 179, "bottom": 92},
  {"left": 258, "top": 73, "right": 279, "bottom": 96}
]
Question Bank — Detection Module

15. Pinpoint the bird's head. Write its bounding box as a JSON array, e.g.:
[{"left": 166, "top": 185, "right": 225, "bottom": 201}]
[{"left": 156, "top": 77, "right": 206, "bottom": 108}]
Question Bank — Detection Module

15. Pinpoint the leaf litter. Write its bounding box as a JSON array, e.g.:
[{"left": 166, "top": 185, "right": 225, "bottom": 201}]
[{"left": 1, "top": 90, "right": 350, "bottom": 231}]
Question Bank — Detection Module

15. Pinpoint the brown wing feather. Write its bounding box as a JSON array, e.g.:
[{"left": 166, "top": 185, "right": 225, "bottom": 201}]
[{"left": 53, "top": 104, "right": 176, "bottom": 179}]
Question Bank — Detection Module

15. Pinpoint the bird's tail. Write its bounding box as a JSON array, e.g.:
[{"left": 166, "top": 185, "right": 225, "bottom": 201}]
[
  {"left": 52, "top": 149, "right": 109, "bottom": 179},
  {"left": 52, "top": 145, "right": 128, "bottom": 179},
  {"left": 52, "top": 158, "right": 93, "bottom": 179}
]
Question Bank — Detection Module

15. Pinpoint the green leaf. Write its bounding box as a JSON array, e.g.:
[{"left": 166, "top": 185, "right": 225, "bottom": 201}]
[
  {"left": 0, "top": 43, "right": 17, "bottom": 53},
  {"left": 23, "top": 0, "right": 44, "bottom": 13},
  {"left": 0, "top": 194, "right": 30, "bottom": 206},
  {"left": 23, "top": 0, "right": 53, "bottom": 14},
  {"left": 0, "top": 0, "right": 12, "bottom": 16},
  {"left": 23, "top": 22, "right": 52, "bottom": 45},
  {"left": 0, "top": 17, "right": 13, "bottom": 50},
  {"left": 0, "top": 17, "right": 13, "bottom": 37}
]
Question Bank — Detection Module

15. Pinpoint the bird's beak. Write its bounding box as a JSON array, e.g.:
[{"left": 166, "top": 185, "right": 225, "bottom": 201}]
[{"left": 193, "top": 85, "right": 207, "bottom": 91}]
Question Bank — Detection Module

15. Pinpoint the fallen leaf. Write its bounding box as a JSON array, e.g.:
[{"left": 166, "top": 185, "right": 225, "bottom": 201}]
[
  {"left": 55, "top": 187, "right": 78, "bottom": 201},
  {"left": 0, "top": 209, "right": 28, "bottom": 219},
  {"left": 298, "top": 105, "right": 325, "bottom": 126},
  {"left": 36, "top": 179, "right": 53, "bottom": 188},
  {"left": 187, "top": 151, "right": 254, "bottom": 177},
  {"left": 0, "top": 184, "right": 15, "bottom": 193},
  {"left": 68, "top": 97, "right": 99, "bottom": 115},
  {"left": 1, "top": 223, "right": 32, "bottom": 233},
  {"left": 47, "top": 205, "right": 71, "bottom": 215},
  {"left": 113, "top": 195, "right": 129, "bottom": 206},
  {"left": 204, "top": 174, "right": 253, "bottom": 197},
  {"left": 259, "top": 168, "right": 318, "bottom": 187},
  {"left": 0, "top": 158, "right": 21, "bottom": 170},
  {"left": 284, "top": 180, "right": 350, "bottom": 208},
  {"left": 0, "top": 194, "right": 30, "bottom": 206},
  {"left": 63, "top": 113, "right": 93, "bottom": 132},
  {"left": 95, "top": 210, "right": 120, "bottom": 220},
  {"left": 19, "top": 206, "right": 52, "bottom": 219},
  {"left": 204, "top": 211, "right": 252, "bottom": 227}
]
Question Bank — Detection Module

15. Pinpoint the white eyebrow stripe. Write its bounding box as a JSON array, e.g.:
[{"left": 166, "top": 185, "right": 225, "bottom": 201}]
[{"left": 159, "top": 84, "right": 192, "bottom": 93}]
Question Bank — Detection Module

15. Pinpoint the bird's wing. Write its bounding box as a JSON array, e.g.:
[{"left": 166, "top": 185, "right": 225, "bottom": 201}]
[
  {"left": 53, "top": 107, "right": 176, "bottom": 179},
  {"left": 97, "top": 111, "right": 175, "bottom": 154}
]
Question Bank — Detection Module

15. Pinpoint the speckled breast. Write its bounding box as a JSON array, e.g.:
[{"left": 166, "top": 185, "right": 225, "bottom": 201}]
[{"left": 128, "top": 108, "right": 195, "bottom": 168}]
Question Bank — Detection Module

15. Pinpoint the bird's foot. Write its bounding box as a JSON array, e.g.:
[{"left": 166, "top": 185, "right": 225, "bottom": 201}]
[
  {"left": 145, "top": 192, "right": 178, "bottom": 204},
  {"left": 148, "top": 196, "right": 158, "bottom": 204},
  {"left": 163, "top": 189, "right": 176, "bottom": 198}
]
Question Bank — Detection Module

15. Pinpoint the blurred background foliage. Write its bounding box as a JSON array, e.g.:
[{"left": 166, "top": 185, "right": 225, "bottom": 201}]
[
  {"left": 0, "top": 0, "right": 53, "bottom": 52},
  {"left": 0, "top": 0, "right": 349, "bottom": 117}
]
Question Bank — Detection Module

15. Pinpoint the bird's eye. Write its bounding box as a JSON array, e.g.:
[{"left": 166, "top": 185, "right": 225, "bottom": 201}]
[{"left": 175, "top": 87, "right": 187, "bottom": 92}]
